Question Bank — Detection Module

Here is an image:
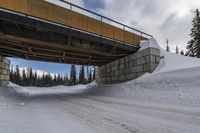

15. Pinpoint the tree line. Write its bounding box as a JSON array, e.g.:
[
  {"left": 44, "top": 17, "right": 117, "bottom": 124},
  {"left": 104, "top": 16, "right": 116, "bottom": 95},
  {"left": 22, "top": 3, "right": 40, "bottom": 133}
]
[
  {"left": 166, "top": 9, "right": 200, "bottom": 57},
  {"left": 10, "top": 64, "right": 95, "bottom": 87}
]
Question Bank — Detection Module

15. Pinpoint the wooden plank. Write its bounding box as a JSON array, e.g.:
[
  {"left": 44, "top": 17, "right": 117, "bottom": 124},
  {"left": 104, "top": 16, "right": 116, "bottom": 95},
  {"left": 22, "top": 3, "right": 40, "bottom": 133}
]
[
  {"left": 86, "top": 17, "right": 101, "bottom": 35},
  {"left": 28, "top": 0, "right": 71, "bottom": 26},
  {"left": 101, "top": 23, "right": 114, "bottom": 39},
  {"left": 0, "top": 0, "right": 28, "bottom": 13},
  {"left": 0, "top": 0, "right": 145, "bottom": 47},
  {"left": 114, "top": 27, "right": 124, "bottom": 42},
  {"left": 124, "top": 31, "right": 133, "bottom": 44},
  {"left": 70, "top": 11, "right": 85, "bottom": 30}
]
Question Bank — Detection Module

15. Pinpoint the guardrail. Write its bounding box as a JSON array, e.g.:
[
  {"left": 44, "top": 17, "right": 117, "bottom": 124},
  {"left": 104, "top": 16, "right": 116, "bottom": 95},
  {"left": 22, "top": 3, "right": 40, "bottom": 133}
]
[
  {"left": 58, "top": 0, "right": 153, "bottom": 38},
  {"left": 0, "top": 0, "right": 153, "bottom": 46}
]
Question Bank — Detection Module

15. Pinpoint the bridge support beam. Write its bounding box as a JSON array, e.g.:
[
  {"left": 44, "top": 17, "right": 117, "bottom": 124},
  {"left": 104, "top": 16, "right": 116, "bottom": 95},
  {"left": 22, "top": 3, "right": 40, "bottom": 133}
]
[
  {"left": 96, "top": 47, "right": 160, "bottom": 84},
  {"left": 0, "top": 56, "right": 10, "bottom": 86}
]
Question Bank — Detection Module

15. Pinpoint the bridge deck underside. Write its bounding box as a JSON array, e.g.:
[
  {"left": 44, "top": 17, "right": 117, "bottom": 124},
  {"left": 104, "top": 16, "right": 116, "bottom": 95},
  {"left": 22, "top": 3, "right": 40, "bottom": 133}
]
[{"left": 0, "top": 10, "right": 138, "bottom": 66}]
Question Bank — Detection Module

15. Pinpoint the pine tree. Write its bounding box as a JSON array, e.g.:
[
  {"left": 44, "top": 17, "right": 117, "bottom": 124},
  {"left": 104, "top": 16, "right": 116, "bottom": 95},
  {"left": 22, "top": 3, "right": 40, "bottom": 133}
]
[
  {"left": 86, "top": 66, "right": 89, "bottom": 83},
  {"left": 166, "top": 39, "right": 170, "bottom": 52},
  {"left": 10, "top": 65, "right": 14, "bottom": 83},
  {"left": 79, "top": 66, "right": 85, "bottom": 84},
  {"left": 187, "top": 9, "right": 200, "bottom": 58},
  {"left": 15, "top": 65, "right": 21, "bottom": 85},
  {"left": 180, "top": 50, "right": 184, "bottom": 55},
  {"left": 88, "top": 68, "right": 92, "bottom": 83},
  {"left": 29, "top": 68, "right": 33, "bottom": 86},
  {"left": 70, "top": 64, "right": 77, "bottom": 85},
  {"left": 176, "top": 46, "right": 179, "bottom": 54},
  {"left": 64, "top": 74, "right": 69, "bottom": 85},
  {"left": 9, "top": 65, "right": 72, "bottom": 87},
  {"left": 33, "top": 71, "right": 37, "bottom": 86},
  {"left": 22, "top": 68, "right": 26, "bottom": 86},
  {"left": 93, "top": 66, "right": 95, "bottom": 81}
]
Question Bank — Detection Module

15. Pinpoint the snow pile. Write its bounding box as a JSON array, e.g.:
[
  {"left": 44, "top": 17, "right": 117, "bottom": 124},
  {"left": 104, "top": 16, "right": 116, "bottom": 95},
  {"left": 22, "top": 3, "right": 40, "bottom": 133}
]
[
  {"left": 154, "top": 49, "right": 200, "bottom": 73},
  {"left": 139, "top": 38, "right": 160, "bottom": 51},
  {"left": 86, "top": 66, "right": 200, "bottom": 105},
  {"left": 8, "top": 82, "right": 92, "bottom": 97}
]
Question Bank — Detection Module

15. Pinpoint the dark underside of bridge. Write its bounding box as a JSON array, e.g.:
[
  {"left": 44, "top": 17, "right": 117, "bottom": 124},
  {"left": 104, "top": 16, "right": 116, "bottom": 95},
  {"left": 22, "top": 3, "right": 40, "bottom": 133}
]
[{"left": 0, "top": 9, "right": 139, "bottom": 66}]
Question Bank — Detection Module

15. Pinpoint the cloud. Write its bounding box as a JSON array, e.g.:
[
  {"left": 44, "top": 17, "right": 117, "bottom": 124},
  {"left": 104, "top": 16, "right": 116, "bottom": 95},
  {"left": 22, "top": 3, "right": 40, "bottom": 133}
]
[
  {"left": 97, "top": 0, "right": 200, "bottom": 52},
  {"left": 46, "top": 0, "right": 200, "bottom": 52}
]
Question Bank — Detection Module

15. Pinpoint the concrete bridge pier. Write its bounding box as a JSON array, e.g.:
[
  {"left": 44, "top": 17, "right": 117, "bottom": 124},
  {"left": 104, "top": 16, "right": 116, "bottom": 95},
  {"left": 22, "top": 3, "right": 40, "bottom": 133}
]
[
  {"left": 0, "top": 56, "right": 10, "bottom": 86},
  {"left": 96, "top": 40, "right": 161, "bottom": 84}
]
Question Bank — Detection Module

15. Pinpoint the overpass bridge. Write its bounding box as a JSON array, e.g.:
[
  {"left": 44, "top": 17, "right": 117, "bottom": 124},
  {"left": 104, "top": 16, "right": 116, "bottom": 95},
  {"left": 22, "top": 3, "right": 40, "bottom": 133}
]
[
  {"left": 0, "top": 0, "right": 160, "bottom": 85},
  {"left": 0, "top": 0, "right": 152, "bottom": 66}
]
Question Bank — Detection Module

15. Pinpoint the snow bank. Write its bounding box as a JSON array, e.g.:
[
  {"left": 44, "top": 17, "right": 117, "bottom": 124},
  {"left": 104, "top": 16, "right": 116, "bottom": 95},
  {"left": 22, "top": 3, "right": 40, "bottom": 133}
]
[
  {"left": 8, "top": 82, "right": 93, "bottom": 97},
  {"left": 139, "top": 38, "right": 160, "bottom": 51},
  {"left": 154, "top": 49, "right": 200, "bottom": 73},
  {"left": 86, "top": 66, "right": 200, "bottom": 106}
]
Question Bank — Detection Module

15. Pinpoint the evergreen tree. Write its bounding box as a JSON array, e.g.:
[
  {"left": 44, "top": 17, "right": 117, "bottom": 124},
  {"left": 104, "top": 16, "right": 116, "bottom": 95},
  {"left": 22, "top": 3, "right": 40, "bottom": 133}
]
[
  {"left": 15, "top": 65, "right": 21, "bottom": 85},
  {"left": 63, "top": 74, "right": 68, "bottom": 85},
  {"left": 70, "top": 64, "right": 77, "bottom": 85},
  {"left": 176, "top": 46, "right": 179, "bottom": 54},
  {"left": 30, "top": 68, "right": 33, "bottom": 86},
  {"left": 79, "top": 66, "right": 85, "bottom": 84},
  {"left": 166, "top": 39, "right": 170, "bottom": 52},
  {"left": 180, "top": 50, "right": 184, "bottom": 55},
  {"left": 10, "top": 65, "right": 71, "bottom": 87},
  {"left": 86, "top": 66, "right": 89, "bottom": 83},
  {"left": 33, "top": 71, "right": 37, "bottom": 86},
  {"left": 93, "top": 66, "right": 95, "bottom": 81},
  {"left": 187, "top": 9, "right": 200, "bottom": 58},
  {"left": 22, "top": 68, "right": 26, "bottom": 86},
  {"left": 88, "top": 68, "right": 92, "bottom": 83},
  {"left": 10, "top": 65, "right": 14, "bottom": 83}
]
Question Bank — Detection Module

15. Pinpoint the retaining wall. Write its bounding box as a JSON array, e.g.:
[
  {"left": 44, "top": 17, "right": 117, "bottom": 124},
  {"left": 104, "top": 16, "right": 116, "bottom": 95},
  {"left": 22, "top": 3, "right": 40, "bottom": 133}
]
[
  {"left": 0, "top": 56, "right": 10, "bottom": 86},
  {"left": 96, "top": 47, "right": 160, "bottom": 84}
]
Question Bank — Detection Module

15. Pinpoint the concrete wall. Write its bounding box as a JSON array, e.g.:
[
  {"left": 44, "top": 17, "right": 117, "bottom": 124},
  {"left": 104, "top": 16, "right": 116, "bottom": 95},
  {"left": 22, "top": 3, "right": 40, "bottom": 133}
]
[
  {"left": 0, "top": 56, "right": 10, "bottom": 86},
  {"left": 96, "top": 47, "right": 160, "bottom": 84}
]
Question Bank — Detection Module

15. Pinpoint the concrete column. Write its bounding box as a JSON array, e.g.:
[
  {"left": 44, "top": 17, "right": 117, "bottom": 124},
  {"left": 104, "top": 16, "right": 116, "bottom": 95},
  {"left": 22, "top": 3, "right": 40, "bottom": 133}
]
[{"left": 0, "top": 56, "right": 10, "bottom": 86}]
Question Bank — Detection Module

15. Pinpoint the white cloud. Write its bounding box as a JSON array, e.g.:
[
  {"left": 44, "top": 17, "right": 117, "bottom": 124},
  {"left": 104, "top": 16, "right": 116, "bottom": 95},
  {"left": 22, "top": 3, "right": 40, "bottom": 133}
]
[
  {"left": 98, "top": 0, "right": 200, "bottom": 52},
  {"left": 45, "top": 0, "right": 200, "bottom": 53}
]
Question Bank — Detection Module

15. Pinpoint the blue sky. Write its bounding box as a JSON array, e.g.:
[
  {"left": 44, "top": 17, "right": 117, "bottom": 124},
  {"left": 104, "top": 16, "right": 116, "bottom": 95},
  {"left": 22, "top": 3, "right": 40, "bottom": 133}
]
[
  {"left": 10, "top": 58, "right": 72, "bottom": 74},
  {"left": 83, "top": 0, "right": 104, "bottom": 10}
]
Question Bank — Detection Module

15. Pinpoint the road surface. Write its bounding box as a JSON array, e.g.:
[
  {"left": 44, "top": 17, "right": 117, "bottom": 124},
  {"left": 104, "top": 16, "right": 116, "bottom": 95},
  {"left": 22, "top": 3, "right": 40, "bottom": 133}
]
[{"left": 0, "top": 86, "right": 200, "bottom": 133}]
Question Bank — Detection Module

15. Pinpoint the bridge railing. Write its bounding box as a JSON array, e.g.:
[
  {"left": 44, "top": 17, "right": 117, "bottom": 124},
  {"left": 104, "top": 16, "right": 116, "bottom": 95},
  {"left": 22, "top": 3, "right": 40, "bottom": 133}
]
[
  {"left": 57, "top": 0, "right": 153, "bottom": 38},
  {"left": 0, "top": 0, "right": 153, "bottom": 46}
]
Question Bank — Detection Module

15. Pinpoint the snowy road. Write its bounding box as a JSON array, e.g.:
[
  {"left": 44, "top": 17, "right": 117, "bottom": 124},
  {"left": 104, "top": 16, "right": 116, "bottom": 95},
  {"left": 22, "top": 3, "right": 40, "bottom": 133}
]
[{"left": 0, "top": 86, "right": 200, "bottom": 133}]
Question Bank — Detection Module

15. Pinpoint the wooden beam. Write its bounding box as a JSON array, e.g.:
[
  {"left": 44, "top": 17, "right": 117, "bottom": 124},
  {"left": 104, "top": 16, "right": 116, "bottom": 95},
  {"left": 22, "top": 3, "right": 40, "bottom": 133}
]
[
  {"left": 0, "top": 45, "right": 113, "bottom": 62},
  {"left": 0, "top": 50, "right": 106, "bottom": 66},
  {"left": 0, "top": 33, "right": 119, "bottom": 58}
]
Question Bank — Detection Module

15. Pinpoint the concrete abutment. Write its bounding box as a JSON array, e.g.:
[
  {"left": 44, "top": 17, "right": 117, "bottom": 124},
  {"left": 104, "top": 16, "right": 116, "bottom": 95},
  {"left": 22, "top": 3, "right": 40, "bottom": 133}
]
[
  {"left": 0, "top": 56, "right": 10, "bottom": 86},
  {"left": 96, "top": 47, "right": 161, "bottom": 84}
]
